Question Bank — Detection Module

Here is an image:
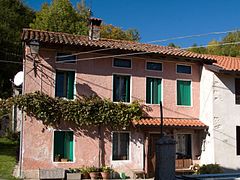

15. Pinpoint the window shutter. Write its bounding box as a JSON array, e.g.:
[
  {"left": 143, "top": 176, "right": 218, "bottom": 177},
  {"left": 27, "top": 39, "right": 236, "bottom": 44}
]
[
  {"left": 177, "top": 80, "right": 191, "bottom": 106},
  {"left": 55, "top": 71, "right": 65, "bottom": 97},
  {"left": 125, "top": 76, "right": 130, "bottom": 102},
  {"left": 67, "top": 71, "right": 75, "bottom": 99},
  {"left": 54, "top": 131, "right": 64, "bottom": 158},
  {"left": 146, "top": 78, "right": 151, "bottom": 104}
]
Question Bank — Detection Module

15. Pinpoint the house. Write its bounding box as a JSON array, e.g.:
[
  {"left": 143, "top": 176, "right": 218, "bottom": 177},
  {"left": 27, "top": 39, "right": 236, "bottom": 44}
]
[
  {"left": 20, "top": 19, "right": 216, "bottom": 179},
  {"left": 200, "top": 55, "right": 240, "bottom": 172}
]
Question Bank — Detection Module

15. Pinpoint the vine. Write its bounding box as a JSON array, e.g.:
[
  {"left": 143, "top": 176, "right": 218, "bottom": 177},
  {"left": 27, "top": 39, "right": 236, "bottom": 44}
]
[{"left": 0, "top": 91, "right": 142, "bottom": 128}]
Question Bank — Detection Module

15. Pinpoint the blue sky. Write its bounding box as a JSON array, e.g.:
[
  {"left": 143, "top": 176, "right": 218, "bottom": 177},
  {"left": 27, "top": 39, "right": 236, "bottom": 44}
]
[{"left": 25, "top": 0, "right": 240, "bottom": 47}]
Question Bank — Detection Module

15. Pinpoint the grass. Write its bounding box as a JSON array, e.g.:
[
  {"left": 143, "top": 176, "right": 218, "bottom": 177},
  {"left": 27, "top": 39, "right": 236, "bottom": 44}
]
[{"left": 0, "top": 137, "right": 19, "bottom": 180}]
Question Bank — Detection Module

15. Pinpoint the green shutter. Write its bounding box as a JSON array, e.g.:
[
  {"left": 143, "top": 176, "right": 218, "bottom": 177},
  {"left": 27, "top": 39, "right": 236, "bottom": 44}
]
[
  {"left": 54, "top": 131, "right": 64, "bottom": 159},
  {"left": 146, "top": 78, "right": 161, "bottom": 104},
  {"left": 177, "top": 80, "right": 191, "bottom": 106},
  {"left": 67, "top": 71, "right": 75, "bottom": 99},
  {"left": 125, "top": 76, "right": 130, "bottom": 102}
]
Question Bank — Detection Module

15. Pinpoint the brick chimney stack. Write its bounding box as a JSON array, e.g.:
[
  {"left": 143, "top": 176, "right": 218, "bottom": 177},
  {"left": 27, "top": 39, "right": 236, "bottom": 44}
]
[{"left": 89, "top": 17, "right": 102, "bottom": 40}]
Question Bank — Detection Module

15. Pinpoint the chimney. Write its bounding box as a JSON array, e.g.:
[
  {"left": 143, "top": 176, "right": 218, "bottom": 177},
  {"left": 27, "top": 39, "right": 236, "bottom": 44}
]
[{"left": 89, "top": 17, "right": 102, "bottom": 40}]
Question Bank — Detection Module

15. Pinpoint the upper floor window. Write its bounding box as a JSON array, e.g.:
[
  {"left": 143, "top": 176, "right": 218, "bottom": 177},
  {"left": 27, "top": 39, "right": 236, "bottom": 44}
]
[
  {"left": 177, "top": 80, "right": 191, "bottom": 106},
  {"left": 146, "top": 77, "right": 162, "bottom": 104},
  {"left": 112, "top": 132, "right": 130, "bottom": 160},
  {"left": 113, "top": 75, "right": 130, "bottom": 102},
  {"left": 56, "top": 53, "right": 76, "bottom": 63},
  {"left": 55, "top": 70, "right": 75, "bottom": 99},
  {"left": 54, "top": 131, "right": 73, "bottom": 162},
  {"left": 146, "top": 62, "right": 162, "bottom": 71},
  {"left": 113, "top": 58, "right": 131, "bottom": 68},
  {"left": 235, "top": 78, "right": 240, "bottom": 104},
  {"left": 177, "top": 64, "right": 191, "bottom": 74}
]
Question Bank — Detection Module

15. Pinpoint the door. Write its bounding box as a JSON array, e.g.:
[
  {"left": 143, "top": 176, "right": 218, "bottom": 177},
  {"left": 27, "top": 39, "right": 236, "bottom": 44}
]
[{"left": 148, "top": 134, "right": 161, "bottom": 178}]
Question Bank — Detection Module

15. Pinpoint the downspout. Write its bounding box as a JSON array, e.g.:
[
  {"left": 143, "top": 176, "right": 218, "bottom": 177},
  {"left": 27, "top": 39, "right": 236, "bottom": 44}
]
[{"left": 19, "top": 42, "right": 26, "bottom": 178}]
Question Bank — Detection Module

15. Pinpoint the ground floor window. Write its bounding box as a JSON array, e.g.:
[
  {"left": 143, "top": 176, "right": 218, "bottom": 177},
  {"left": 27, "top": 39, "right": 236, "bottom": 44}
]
[
  {"left": 53, "top": 131, "right": 73, "bottom": 162},
  {"left": 176, "top": 134, "right": 192, "bottom": 159},
  {"left": 112, "top": 132, "right": 129, "bottom": 160}
]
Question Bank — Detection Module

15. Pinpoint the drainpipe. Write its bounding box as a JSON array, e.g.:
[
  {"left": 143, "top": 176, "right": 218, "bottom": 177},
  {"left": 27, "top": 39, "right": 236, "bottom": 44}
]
[{"left": 19, "top": 42, "right": 26, "bottom": 178}]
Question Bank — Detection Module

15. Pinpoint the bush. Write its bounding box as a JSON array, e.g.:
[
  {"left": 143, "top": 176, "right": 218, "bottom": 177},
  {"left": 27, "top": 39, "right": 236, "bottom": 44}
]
[{"left": 197, "top": 164, "right": 223, "bottom": 174}]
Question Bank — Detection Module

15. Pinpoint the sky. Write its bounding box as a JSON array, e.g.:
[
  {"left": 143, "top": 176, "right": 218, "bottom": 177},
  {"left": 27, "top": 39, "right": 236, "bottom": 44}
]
[{"left": 24, "top": 0, "right": 240, "bottom": 47}]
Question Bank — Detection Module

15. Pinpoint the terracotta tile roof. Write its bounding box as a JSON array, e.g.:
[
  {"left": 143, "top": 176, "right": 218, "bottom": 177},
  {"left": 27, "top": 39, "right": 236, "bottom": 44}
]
[
  {"left": 21, "top": 28, "right": 215, "bottom": 63},
  {"left": 133, "top": 118, "right": 207, "bottom": 128},
  {"left": 207, "top": 54, "right": 240, "bottom": 72}
]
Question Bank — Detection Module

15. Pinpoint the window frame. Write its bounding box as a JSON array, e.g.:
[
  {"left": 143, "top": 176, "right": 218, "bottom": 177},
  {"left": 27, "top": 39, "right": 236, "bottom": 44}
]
[
  {"left": 111, "top": 131, "right": 131, "bottom": 162},
  {"left": 112, "top": 73, "right": 132, "bottom": 103},
  {"left": 52, "top": 130, "right": 75, "bottom": 163},
  {"left": 55, "top": 52, "right": 77, "bottom": 64},
  {"left": 145, "top": 76, "right": 163, "bottom": 105},
  {"left": 176, "top": 64, "right": 192, "bottom": 75},
  {"left": 112, "top": 58, "right": 132, "bottom": 69},
  {"left": 145, "top": 61, "right": 163, "bottom": 72},
  {"left": 176, "top": 79, "right": 192, "bottom": 107},
  {"left": 55, "top": 68, "right": 76, "bottom": 100}
]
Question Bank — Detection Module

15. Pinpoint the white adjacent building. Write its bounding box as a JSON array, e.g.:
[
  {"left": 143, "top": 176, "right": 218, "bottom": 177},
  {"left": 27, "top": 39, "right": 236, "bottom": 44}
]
[{"left": 200, "top": 55, "right": 240, "bottom": 172}]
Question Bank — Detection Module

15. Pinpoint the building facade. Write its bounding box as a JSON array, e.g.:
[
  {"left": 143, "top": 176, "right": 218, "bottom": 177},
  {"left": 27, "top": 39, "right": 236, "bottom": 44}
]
[{"left": 20, "top": 27, "right": 215, "bottom": 178}]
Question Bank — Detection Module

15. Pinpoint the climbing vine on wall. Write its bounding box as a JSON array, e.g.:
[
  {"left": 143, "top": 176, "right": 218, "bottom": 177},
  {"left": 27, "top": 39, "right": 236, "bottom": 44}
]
[{"left": 0, "top": 91, "right": 142, "bottom": 128}]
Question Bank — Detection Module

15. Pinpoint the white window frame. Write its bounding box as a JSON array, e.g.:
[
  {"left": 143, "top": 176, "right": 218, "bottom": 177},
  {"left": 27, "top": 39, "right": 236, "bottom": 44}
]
[
  {"left": 112, "top": 73, "right": 132, "bottom": 103},
  {"left": 52, "top": 129, "right": 75, "bottom": 163},
  {"left": 54, "top": 68, "right": 76, "bottom": 100},
  {"left": 145, "top": 76, "right": 163, "bottom": 105},
  {"left": 145, "top": 61, "right": 163, "bottom": 72},
  {"left": 111, "top": 131, "right": 131, "bottom": 162},
  {"left": 176, "top": 64, "right": 192, "bottom": 75},
  {"left": 112, "top": 58, "right": 132, "bottom": 69},
  {"left": 176, "top": 79, "right": 192, "bottom": 107}
]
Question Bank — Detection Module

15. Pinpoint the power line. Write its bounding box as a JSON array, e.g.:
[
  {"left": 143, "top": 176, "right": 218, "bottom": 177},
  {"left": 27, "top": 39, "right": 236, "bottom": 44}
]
[
  {"left": 147, "top": 29, "right": 240, "bottom": 44},
  {"left": 56, "top": 40, "right": 240, "bottom": 63},
  {"left": 54, "top": 28, "right": 240, "bottom": 60}
]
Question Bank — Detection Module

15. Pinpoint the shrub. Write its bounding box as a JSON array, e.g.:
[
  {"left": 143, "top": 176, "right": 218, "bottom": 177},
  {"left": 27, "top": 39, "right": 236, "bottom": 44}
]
[{"left": 197, "top": 164, "right": 223, "bottom": 174}]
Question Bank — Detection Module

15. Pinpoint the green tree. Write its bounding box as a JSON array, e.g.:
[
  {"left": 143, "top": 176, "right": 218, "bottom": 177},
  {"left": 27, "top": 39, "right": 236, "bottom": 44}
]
[
  {"left": 30, "top": 0, "right": 140, "bottom": 41},
  {"left": 167, "top": 43, "right": 180, "bottom": 48},
  {"left": 189, "top": 31, "right": 240, "bottom": 57},
  {"left": 0, "top": 0, "right": 34, "bottom": 98}
]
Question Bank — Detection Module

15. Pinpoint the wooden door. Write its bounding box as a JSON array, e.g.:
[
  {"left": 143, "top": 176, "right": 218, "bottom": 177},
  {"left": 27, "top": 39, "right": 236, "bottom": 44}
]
[{"left": 148, "top": 134, "right": 161, "bottom": 178}]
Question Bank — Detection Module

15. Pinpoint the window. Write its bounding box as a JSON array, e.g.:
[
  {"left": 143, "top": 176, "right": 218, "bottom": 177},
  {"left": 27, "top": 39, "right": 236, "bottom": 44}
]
[
  {"left": 146, "top": 77, "right": 162, "bottom": 104},
  {"left": 146, "top": 62, "right": 162, "bottom": 71},
  {"left": 235, "top": 79, "right": 240, "bottom": 104},
  {"left": 113, "top": 58, "right": 131, "bottom": 68},
  {"left": 177, "top": 80, "right": 191, "bottom": 106},
  {"left": 237, "top": 126, "right": 240, "bottom": 155},
  {"left": 54, "top": 131, "right": 73, "bottom": 162},
  {"left": 177, "top": 65, "right": 191, "bottom": 74},
  {"left": 112, "top": 132, "right": 129, "bottom": 160},
  {"left": 55, "top": 70, "right": 75, "bottom": 99},
  {"left": 113, "top": 75, "right": 130, "bottom": 102},
  {"left": 56, "top": 53, "right": 76, "bottom": 63},
  {"left": 176, "top": 134, "right": 192, "bottom": 159}
]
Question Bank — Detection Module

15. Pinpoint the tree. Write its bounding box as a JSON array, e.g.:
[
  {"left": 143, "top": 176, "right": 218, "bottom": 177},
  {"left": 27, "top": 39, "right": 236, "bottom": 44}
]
[
  {"left": 0, "top": 0, "right": 34, "bottom": 98},
  {"left": 30, "top": 0, "right": 140, "bottom": 41},
  {"left": 189, "top": 31, "right": 240, "bottom": 57},
  {"left": 100, "top": 24, "right": 140, "bottom": 41},
  {"left": 167, "top": 43, "right": 180, "bottom": 48}
]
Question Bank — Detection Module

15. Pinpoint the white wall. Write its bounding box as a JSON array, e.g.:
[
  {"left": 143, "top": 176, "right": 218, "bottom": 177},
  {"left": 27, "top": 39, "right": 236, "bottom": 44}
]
[
  {"left": 199, "top": 66, "right": 215, "bottom": 164},
  {"left": 212, "top": 74, "right": 240, "bottom": 171}
]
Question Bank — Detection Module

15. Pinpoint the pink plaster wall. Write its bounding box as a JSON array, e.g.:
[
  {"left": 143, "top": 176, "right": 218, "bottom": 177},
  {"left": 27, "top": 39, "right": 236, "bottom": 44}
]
[
  {"left": 22, "top": 46, "right": 201, "bottom": 174},
  {"left": 24, "top": 47, "right": 200, "bottom": 119}
]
